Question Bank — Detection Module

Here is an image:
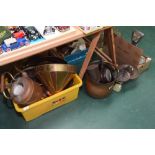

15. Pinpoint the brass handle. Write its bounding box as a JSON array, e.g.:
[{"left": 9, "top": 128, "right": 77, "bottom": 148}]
[{"left": 1, "top": 72, "right": 15, "bottom": 99}]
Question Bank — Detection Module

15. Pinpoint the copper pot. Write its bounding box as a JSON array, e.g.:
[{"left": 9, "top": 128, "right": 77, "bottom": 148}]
[{"left": 86, "top": 74, "right": 115, "bottom": 98}]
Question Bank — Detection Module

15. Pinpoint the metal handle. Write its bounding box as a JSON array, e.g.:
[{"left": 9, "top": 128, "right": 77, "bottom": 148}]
[{"left": 1, "top": 72, "right": 15, "bottom": 99}]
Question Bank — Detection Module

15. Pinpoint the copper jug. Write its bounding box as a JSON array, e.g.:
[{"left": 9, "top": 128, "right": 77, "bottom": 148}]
[{"left": 1, "top": 72, "right": 46, "bottom": 106}]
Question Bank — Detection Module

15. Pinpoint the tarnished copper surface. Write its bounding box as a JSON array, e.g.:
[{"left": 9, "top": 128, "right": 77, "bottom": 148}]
[
  {"left": 1, "top": 72, "right": 46, "bottom": 106},
  {"left": 86, "top": 74, "right": 115, "bottom": 99},
  {"left": 11, "top": 75, "right": 46, "bottom": 106}
]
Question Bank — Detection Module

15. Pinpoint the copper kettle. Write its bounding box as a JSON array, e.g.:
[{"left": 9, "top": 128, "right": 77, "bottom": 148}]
[{"left": 1, "top": 72, "right": 46, "bottom": 106}]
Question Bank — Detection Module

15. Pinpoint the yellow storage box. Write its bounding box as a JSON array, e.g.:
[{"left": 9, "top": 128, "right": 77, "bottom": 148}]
[{"left": 13, "top": 74, "right": 82, "bottom": 121}]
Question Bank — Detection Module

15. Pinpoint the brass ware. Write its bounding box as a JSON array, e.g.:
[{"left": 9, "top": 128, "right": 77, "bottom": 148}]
[{"left": 35, "top": 64, "right": 76, "bottom": 95}]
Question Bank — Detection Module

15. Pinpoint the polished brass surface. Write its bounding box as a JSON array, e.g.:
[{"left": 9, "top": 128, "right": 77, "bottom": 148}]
[
  {"left": 35, "top": 64, "right": 76, "bottom": 95},
  {"left": 36, "top": 64, "right": 76, "bottom": 72}
]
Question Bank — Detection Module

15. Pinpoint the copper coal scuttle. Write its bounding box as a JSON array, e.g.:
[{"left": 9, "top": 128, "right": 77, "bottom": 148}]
[{"left": 85, "top": 60, "right": 118, "bottom": 98}]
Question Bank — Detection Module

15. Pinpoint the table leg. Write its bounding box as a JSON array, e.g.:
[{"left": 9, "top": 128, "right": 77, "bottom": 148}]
[
  {"left": 79, "top": 32, "right": 101, "bottom": 79},
  {"left": 104, "top": 28, "right": 117, "bottom": 66}
]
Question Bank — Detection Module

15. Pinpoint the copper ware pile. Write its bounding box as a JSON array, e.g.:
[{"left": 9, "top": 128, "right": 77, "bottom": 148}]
[{"left": 1, "top": 57, "right": 76, "bottom": 106}]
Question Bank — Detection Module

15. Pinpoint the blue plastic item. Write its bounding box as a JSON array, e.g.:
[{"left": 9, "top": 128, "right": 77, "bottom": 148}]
[
  {"left": 1, "top": 37, "right": 30, "bottom": 52},
  {"left": 64, "top": 49, "right": 88, "bottom": 72},
  {"left": 1, "top": 41, "right": 20, "bottom": 52},
  {"left": 17, "top": 38, "right": 30, "bottom": 46}
]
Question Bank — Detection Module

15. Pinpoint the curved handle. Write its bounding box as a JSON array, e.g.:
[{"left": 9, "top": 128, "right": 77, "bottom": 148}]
[
  {"left": 14, "top": 65, "right": 31, "bottom": 78},
  {"left": 14, "top": 65, "right": 23, "bottom": 74},
  {"left": 1, "top": 72, "right": 15, "bottom": 99}
]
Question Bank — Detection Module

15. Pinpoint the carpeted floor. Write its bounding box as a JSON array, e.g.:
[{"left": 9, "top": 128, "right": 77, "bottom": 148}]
[{"left": 0, "top": 26, "right": 155, "bottom": 129}]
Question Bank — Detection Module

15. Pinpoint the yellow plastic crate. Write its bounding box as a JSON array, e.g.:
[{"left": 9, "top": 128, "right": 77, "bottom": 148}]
[{"left": 13, "top": 74, "right": 82, "bottom": 121}]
